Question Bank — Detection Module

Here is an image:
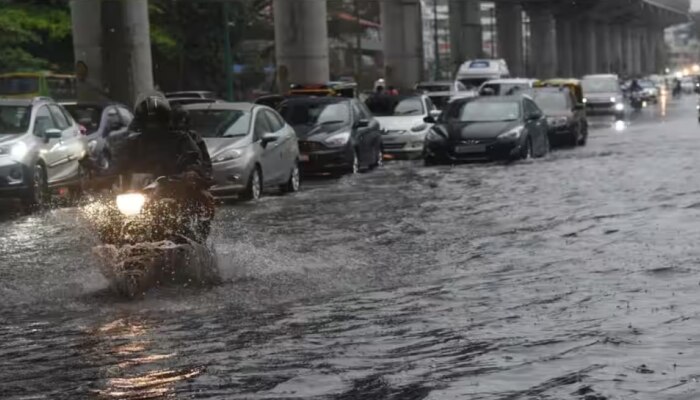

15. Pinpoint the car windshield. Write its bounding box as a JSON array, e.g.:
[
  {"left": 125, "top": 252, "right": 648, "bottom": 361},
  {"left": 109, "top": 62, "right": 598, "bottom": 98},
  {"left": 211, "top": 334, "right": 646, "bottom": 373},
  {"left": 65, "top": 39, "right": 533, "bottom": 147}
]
[
  {"left": 582, "top": 78, "right": 619, "bottom": 93},
  {"left": 188, "top": 109, "right": 250, "bottom": 137},
  {"left": 0, "top": 77, "right": 39, "bottom": 96},
  {"left": 449, "top": 101, "right": 520, "bottom": 122},
  {"left": 366, "top": 96, "right": 424, "bottom": 116},
  {"left": 0, "top": 105, "right": 31, "bottom": 134},
  {"left": 63, "top": 105, "right": 104, "bottom": 134},
  {"left": 533, "top": 93, "right": 569, "bottom": 112},
  {"left": 279, "top": 102, "right": 350, "bottom": 126}
]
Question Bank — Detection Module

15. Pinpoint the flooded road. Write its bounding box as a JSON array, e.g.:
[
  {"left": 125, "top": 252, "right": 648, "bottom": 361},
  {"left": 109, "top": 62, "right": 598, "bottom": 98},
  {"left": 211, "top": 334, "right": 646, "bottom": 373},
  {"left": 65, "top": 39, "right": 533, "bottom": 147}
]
[{"left": 3, "top": 97, "right": 700, "bottom": 399}]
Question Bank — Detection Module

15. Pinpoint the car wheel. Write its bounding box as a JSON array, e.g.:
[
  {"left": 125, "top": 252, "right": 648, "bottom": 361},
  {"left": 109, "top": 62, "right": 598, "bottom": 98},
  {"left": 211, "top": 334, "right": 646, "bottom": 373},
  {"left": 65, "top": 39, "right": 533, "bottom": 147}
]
[
  {"left": 241, "top": 166, "right": 262, "bottom": 201},
  {"left": 280, "top": 162, "right": 300, "bottom": 193},
  {"left": 25, "top": 163, "right": 49, "bottom": 209},
  {"left": 520, "top": 137, "right": 533, "bottom": 160},
  {"left": 370, "top": 146, "right": 383, "bottom": 169}
]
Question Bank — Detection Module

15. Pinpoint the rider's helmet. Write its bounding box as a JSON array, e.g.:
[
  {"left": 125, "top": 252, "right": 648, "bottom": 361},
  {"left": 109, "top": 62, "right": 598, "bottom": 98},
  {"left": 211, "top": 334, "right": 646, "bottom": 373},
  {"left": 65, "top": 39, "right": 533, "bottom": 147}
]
[{"left": 133, "top": 92, "right": 172, "bottom": 133}]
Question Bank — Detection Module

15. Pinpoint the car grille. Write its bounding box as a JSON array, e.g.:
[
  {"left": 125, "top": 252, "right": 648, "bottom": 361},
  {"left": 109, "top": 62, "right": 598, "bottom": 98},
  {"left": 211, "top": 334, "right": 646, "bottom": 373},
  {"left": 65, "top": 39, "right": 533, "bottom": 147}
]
[
  {"left": 298, "top": 141, "right": 326, "bottom": 153},
  {"left": 383, "top": 142, "right": 406, "bottom": 150}
]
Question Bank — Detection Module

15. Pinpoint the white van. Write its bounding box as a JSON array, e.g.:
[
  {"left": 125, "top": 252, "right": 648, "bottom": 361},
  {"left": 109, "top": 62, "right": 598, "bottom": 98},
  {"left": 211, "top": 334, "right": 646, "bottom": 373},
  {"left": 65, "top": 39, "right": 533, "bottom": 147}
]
[{"left": 455, "top": 59, "right": 510, "bottom": 91}]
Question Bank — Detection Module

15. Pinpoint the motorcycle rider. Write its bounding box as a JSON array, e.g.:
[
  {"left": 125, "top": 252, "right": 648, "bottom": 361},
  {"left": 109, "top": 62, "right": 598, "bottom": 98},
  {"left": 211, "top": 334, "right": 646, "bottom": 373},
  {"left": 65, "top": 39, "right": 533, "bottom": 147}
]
[{"left": 116, "top": 92, "right": 215, "bottom": 234}]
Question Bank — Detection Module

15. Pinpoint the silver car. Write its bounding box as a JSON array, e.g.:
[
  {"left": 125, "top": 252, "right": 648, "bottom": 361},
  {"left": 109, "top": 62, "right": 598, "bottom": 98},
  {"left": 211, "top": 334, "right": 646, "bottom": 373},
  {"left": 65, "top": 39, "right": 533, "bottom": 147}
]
[
  {"left": 0, "top": 98, "right": 88, "bottom": 206},
  {"left": 366, "top": 95, "right": 437, "bottom": 158},
  {"left": 184, "top": 102, "right": 300, "bottom": 201}
]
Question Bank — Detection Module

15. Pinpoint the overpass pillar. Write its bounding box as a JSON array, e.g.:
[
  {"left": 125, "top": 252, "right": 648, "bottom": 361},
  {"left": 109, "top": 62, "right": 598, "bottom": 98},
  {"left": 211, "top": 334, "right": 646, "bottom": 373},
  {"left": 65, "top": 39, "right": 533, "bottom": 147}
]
[
  {"left": 495, "top": 2, "right": 523, "bottom": 77},
  {"left": 556, "top": 18, "right": 573, "bottom": 77},
  {"left": 582, "top": 20, "right": 597, "bottom": 74},
  {"left": 70, "top": 0, "right": 153, "bottom": 107},
  {"left": 655, "top": 29, "right": 667, "bottom": 72},
  {"left": 597, "top": 24, "right": 612, "bottom": 73},
  {"left": 381, "top": 0, "right": 424, "bottom": 90},
  {"left": 449, "top": 0, "right": 482, "bottom": 73},
  {"left": 570, "top": 20, "right": 586, "bottom": 77},
  {"left": 632, "top": 28, "right": 643, "bottom": 75},
  {"left": 274, "top": 0, "right": 329, "bottom": 91},
  {"left": 610, "top": 25, "right": 624, "bottom": 74},
  {"left": 528, "top": 7, "right": 557, "bottom": 78},
  {"left": 646, "top": 28, "right": 658, "bottom": 74}
]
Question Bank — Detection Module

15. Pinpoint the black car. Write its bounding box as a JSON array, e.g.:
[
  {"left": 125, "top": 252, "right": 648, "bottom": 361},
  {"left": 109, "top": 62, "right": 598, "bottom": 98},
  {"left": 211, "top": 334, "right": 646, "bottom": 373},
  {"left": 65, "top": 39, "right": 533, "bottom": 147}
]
[
  {"left": 531, "top": 87, "right": 588, "bottom": 147},
  {"left": 61, "top": 102, "right": 133, "bottom": 173},
  {"left": 423, "top": 95, "right": 549, "bottom": 164},
  {"left": 279, "top": 97, "right": 383, "bottom": 175}
]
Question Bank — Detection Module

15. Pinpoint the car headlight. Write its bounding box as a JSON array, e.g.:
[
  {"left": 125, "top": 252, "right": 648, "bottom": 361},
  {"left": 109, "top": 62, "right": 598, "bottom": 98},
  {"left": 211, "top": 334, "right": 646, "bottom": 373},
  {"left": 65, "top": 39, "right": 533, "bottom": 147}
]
[
  {"left": 610, "top": 96, "right": 617, "bottom": 103},
  {"left": 497, "top": 127, "right": 523, "bottom": 141},
  {"left": 546, "top": 116, "right": 569, "bottom": 127},
  {"left": 2, "top": 142, "right": 29, "bottom": 160},
  {"left": 116, "top": 193, "right": 146, "bottom": 217},
  {"left": 614, "top": 103, "right": 624, "bottom": 111},
  {"left": 426, "top": 128, "right": 446, "bottom": 141},
  {"left": 213, "top": 149, "right": 243, "bottom": 163},
  {"left": 582, "top": 98, "right": 587, "bottom": 103},
  {"left": 324, "top": 132, "right": 350, "bottom": 147},
  {"left": 411, "top": 123, "right": 428, "bottom": 132}
]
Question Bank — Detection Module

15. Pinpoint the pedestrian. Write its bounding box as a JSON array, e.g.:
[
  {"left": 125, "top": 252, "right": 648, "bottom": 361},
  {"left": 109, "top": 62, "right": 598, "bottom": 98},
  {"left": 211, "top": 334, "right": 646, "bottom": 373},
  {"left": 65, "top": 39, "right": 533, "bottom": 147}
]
[{"left": 387, "top": 86, "right": 399, "bottom": 96}]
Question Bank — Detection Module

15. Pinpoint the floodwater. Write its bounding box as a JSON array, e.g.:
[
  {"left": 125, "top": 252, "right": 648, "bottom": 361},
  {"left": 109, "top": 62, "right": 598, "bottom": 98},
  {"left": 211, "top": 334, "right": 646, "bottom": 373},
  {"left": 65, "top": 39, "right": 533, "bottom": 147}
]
[{"left": 2, "top": 97, "right": 700, "bottom": 399}]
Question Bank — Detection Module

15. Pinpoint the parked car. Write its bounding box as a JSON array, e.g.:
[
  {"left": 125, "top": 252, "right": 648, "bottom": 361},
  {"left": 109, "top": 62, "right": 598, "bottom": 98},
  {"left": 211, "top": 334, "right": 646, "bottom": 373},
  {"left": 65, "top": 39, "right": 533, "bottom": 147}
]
[
  {"left": 183, "top": 102, "right": 300, "bottom": 201},
  {"left": 638, "top": 79, "right": 659, "bottom": 103},
  {"left": 455, "top": 59, "right": 510, "bottom": 90},
  {"left": 581, "top": 74, "right": 624, "bottom": 118},
  {"left": 279, "top": 97, "right": 382, "bottom": 175},
  {"left": 479, "top": 78, "right": 537, "bottom": 96},
  {"left": 365, "top": 94, "right": 437, "bottom": 159},
  {"left": 0, "top": 97, "right": 88, "bottom": 206},
  {"left": 423, "top": 95, "right": 549, "bottom": 164},
  {"left": 165, "top": 91, "right": 218, "bottom": 100},
  {"left": 414, "top": 80, "right": 470, "bottom": 110},
  {"left": 531, "top": 87, "right": 588, "bottom": 147},
  {"left": 167, "top": 97, "right": 219, "bottom": 107},
  {"left": 61, "top": 102, "right": 133, "bottom": 174}
]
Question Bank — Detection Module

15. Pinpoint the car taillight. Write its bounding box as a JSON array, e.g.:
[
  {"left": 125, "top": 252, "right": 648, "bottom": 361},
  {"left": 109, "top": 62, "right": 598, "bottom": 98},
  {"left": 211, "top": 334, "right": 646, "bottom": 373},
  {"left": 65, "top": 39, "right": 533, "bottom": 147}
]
[{"left": 79, "top": 124, "right": 87, "bottom": 135}]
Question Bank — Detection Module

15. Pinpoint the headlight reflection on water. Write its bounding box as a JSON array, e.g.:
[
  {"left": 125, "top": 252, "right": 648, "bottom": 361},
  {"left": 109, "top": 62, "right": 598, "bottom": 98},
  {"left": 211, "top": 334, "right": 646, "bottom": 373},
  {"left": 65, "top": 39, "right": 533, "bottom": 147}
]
[
  {"left": 614, "top": 120, "right": 626, "bottom": 131},
  {"left": 116, "top": 194, "right": 146, "bottom": 217}
]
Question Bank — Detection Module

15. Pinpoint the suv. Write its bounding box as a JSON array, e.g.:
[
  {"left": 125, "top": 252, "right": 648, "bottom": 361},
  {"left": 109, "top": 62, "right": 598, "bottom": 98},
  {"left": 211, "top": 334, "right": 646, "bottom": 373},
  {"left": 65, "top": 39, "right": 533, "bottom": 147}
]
[{"left": 0, "top": 97, "right": 88, "bottom": 206}]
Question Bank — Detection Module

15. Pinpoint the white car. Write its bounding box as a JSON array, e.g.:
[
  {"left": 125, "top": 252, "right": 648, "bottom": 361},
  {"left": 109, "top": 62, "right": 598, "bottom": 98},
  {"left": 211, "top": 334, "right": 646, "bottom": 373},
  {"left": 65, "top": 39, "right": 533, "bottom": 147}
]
[
  {"left": 478, "top": 78, "right": 537, "bottom": 96},
  {"left": 365, "top": 95, "right": 437, "bottom": 158},
  {"left": 415, "top": 80, "right": 472, "bottom": 110}
]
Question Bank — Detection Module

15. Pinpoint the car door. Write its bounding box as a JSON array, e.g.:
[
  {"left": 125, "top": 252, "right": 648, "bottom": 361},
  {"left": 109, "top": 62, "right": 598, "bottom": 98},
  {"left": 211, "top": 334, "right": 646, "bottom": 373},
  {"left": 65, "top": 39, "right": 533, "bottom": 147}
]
[
  {"left": 47, "top": 104, "right": 82, "bottom": 183},
  {"left": 252, "top": 109, "right": 277, "bottom": 186},
  {"left": 524, "top": 99, "right": 547, "bottom": 154},
  {"left": 261, "top": 108, "right": 290, "bottom": 184},
  {"left": 33, "top": 105, "right": 65, "bottom": 184}
]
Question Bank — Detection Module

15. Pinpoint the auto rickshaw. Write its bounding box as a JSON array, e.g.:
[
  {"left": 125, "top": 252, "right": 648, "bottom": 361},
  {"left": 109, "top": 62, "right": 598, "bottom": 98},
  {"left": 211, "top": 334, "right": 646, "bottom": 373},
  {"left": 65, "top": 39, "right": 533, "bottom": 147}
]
[
  {"left": 534, "top": 79, "right": 584, "bottom": 105},
  {"left": 287, "top": 81, "right": 358, "bottom": 98}
]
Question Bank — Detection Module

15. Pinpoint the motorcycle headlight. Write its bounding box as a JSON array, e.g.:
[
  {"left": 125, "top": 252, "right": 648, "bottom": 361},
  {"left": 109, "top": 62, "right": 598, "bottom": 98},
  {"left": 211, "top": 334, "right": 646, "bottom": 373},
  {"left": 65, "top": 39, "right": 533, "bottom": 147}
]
[
  {"left": 213, "top": 149, "right": 243, "bottom": 163},
  {"left": 426, "top": 128, "right": 446, "bottom": 141},
  {"left": 116, "top": 193, "right": 146, "bottom": 217},
  {"left": 497, "top": 127, "right": 523, "bottom": 141},
  {"left": 615, "top": 103, "right": 624, "bottom": 111},
  {"left": 324, "top": 132, "right": 350, "bottom": 147},
  {"left": 411, "top": 123, "right": 428, "bottom": 132}
]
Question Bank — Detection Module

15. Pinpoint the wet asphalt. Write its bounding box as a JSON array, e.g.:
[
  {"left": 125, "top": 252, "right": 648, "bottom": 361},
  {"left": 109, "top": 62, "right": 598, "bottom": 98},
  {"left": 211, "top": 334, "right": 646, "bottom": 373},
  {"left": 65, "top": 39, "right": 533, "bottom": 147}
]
[{"left": 2, "top": 95, "right": 700, "bottom": 399}]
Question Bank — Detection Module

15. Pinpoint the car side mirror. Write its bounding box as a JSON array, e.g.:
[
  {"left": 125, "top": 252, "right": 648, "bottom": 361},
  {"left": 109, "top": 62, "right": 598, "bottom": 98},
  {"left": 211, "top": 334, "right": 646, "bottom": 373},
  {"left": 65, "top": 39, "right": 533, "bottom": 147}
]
[
  {"left": 261, "top": 133, "right": 277, "bottom": 147},
  {"left": 44, "top": 128, "right": 62, "bottom": 141},
  {"left": 424, "top": 115, "right": 436, "bottom": 124},
  {"left": 527, "top": 113, "right": 542, "bottom": 121},
  {"left": 356, "top": 119, "right": 370, "bottom": 128}
]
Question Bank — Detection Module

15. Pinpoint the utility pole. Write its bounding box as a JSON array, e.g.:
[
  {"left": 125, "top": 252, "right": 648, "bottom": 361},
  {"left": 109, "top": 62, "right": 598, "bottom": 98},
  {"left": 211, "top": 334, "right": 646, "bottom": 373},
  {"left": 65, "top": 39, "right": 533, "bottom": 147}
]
[
  {"left": 222, "top": 1, "right": 233, "bottom": 101},
  {"left": 433, "top": 0, "right": 440, "bottom": 80},
  {"left": 354, "top": 0, "right": 362, "bottom": 84}
]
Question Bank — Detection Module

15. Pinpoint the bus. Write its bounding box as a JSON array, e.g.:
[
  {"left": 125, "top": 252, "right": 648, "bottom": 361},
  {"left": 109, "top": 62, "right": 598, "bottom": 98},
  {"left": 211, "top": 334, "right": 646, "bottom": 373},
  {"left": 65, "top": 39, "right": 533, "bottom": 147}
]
[{"left": 0, "top": 72, "right": 77, "bottom": 100}]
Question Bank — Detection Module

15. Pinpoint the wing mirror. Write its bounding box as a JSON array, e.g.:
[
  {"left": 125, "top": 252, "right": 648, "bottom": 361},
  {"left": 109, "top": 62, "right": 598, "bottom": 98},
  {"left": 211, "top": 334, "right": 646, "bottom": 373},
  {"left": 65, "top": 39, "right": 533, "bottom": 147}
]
[
  {"left": 44, "top": 128, "right": 62, "bottom": 142},
  {"left": 528, "top": 113, "right": 542, "bottom": 121},
  {"left": 356, "top": 119, "right": 370, "bottom": 128},
  {"left": 423, "top": 115, "right": 436, "bottom": 124},
  {"left": 261, "top": 133, "right": 278, "bottom": 147}
]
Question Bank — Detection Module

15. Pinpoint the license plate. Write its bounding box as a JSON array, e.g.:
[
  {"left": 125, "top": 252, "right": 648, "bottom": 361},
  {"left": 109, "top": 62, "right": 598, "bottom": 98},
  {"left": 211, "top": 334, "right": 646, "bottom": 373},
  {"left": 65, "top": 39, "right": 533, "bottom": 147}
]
[
  {"left": 455, "top": 144, "right": 486, "bottom": 154},
  {"left": 299, "top": 154, "right": 310, "bottom": 162}
]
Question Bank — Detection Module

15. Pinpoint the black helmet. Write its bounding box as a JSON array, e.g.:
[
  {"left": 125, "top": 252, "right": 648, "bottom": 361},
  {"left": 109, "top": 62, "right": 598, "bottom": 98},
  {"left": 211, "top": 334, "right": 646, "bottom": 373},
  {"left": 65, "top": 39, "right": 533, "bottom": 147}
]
[{"left": 133, "top": 92, "right": 171, "bottom": 130}]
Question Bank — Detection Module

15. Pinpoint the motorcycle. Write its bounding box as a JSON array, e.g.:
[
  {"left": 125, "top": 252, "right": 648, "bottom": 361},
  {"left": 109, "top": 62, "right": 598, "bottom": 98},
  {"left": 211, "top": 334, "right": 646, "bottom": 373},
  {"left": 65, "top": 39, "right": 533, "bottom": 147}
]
[
  {"left": 86, "top": 174, "right": 219, "bottom": 298},
  {"left": 629, "top": 91, "right": 645, "bottom": 111}
]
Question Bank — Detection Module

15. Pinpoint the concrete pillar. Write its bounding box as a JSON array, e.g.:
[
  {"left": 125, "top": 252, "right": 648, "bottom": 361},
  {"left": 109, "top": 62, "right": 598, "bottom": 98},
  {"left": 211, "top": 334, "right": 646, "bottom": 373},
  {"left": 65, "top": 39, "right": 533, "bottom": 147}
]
[
  {"left": 656, "top": 29, "right": 667, "bottom": 72},
  {"left": 70, "top": 0, "right": 154, "bottom": 107},
  {"left": 382, "top": 0, "right": 424, "bottom": 90},
  {"left": 631, "top": 28, "right": 642, "bottom": 75},
  {"left": 610, "top": 25, "right": 624, "bottom": 74},
  {"left": 570, "top": 20, "right": 586, "bottom": 77},
  {"left": 646, "top": 28, "right": 657, "bottom": 74},
  {"left": 528, "top": 8, "right": 557, "bottom": 78},
  {"left": 274, "top": 0, "right": 329, "bottom": 91},
  {"left": 449, "top": 0, "right": 482, "bottom": 73},
  {"left": 597, "top": 24, "right": 612, "bottom": 73},
  {"left": 495, "top": 2, "right": 523, "bottom": 76},
  {"left": 556, "top": 18, "right": 573, "bottom": 77},
  {"left": 582, "top": 20, "right": 597, "bottom": 74}
]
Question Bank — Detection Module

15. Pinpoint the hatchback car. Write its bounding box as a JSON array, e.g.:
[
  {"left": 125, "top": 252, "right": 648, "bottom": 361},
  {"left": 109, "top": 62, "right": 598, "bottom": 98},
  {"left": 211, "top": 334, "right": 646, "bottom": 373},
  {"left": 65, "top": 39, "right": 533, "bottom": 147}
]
[
  {"left": 0, "top": 98, "right": 88, "bottom": 205},
  {"left": 581, "top": 74, "right": 624, "bottom": 118},
  {"left": 184, "top": 102, "right": 300, "bottom": 201},
  {"left": 61, "top": 102, "right": 133, "bottom": 174},
  {"left": 279, "top": 97, "right": 383, "bottom": 175},
  {"left": 531, "top": 88, "right": 588, "bottom": 147},
  {"left": 423, "top": 95, "right": 549, "bottom": 164},
  {"left": 365, "top": 94, "right": 437, "bottom": 158}
]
